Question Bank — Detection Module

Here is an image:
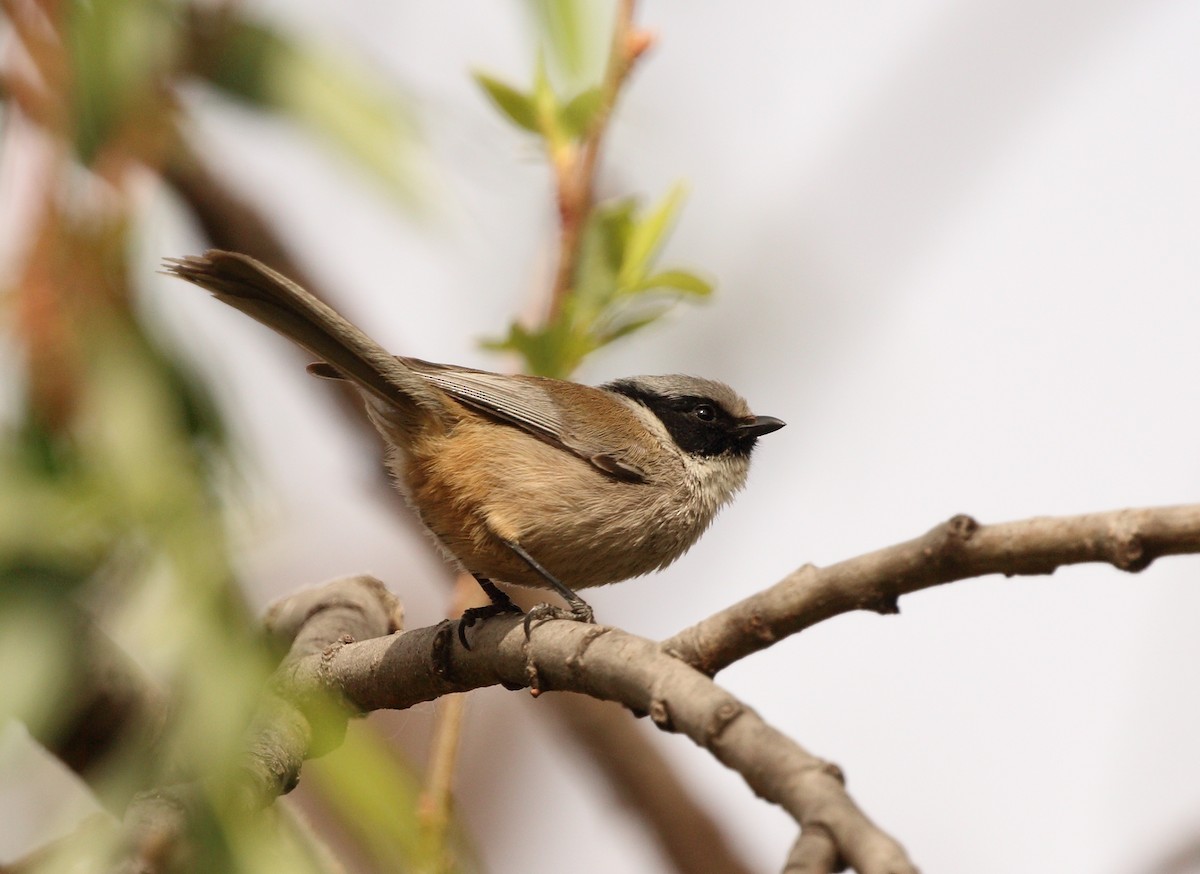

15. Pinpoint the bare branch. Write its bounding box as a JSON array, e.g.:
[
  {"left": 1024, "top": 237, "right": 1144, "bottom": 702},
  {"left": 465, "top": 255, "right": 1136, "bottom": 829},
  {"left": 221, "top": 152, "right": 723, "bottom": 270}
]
[
  {"left": 783, "top": 827, "right": 840, "bottom": 874},
  {"left": 268, "top": 616, "right": 916, "bottom": 874},
  {"left": 263, "top": 573, "right": 404, "bottom": 659},
  {"left": 663, "top": 504, "right": 1200, "bottom": 677}
]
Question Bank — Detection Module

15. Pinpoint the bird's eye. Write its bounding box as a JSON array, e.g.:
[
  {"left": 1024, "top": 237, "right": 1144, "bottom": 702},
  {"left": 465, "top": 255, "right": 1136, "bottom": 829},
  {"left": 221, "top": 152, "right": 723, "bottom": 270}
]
[{"left": 693, "top": 403, "right": 716, "bottom": 422}]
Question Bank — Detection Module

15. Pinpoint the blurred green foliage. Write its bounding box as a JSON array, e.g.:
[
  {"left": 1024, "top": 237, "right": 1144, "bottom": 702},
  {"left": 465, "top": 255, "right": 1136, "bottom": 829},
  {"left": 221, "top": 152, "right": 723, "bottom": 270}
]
[
  {"left": 64, "top": 0, "right": 180, "bottom": 163},
  {"left": 526, "top": 0, "right": 610, "bottom": 88},
  {"left": 0, "top": 0, "right": 430, "bottom": 870},
  {"left": 1, "top": 0, "right": 713, "bottom": 870},
  {"left": 303, "top": 720, "right": 480, "bottom": 874},
  {"left": 191, "top": 10, "right": 423, "bottom": 206}
]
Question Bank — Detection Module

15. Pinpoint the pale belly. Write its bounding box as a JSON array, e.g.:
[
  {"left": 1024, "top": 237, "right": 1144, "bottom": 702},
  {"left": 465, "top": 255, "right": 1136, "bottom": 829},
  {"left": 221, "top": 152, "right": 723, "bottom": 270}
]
[{"left": 391, "top": 426, "right": 719, "bottom": 591}]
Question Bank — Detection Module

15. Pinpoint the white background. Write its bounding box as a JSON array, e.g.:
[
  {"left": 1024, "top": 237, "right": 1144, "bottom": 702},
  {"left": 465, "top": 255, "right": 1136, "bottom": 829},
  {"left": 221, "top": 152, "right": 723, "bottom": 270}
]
[{"left": 8, "top": 1, "right": 1200, "bottom": 872}]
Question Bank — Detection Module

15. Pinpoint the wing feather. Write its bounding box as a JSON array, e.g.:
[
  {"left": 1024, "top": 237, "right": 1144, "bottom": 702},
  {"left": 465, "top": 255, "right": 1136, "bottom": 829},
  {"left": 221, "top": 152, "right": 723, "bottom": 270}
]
[
  {"left": 404, "top": 359, "right": 563, "bottom": 436},
  {"left": 403, "top": 358, "right": 648, "bottom": 483}
]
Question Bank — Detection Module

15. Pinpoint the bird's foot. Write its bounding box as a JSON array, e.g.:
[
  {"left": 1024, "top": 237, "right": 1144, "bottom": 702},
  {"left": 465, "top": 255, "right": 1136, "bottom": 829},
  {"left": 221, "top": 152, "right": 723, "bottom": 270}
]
[
  {"left": 522, "top": 599, "right": 595, "bottom": 638},
  {"left": 458, "top": 600, "right": 522, "bottom": 649}
]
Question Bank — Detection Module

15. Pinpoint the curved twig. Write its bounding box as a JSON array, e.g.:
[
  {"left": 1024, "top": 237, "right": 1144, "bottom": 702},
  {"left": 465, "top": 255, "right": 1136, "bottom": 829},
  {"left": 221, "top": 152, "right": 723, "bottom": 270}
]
[
  {"left": 662, "top": 505, "right": 1200, "bottom": 677},
  {"left": 256, "top": 607, "right": 917, "bottom": 874}
]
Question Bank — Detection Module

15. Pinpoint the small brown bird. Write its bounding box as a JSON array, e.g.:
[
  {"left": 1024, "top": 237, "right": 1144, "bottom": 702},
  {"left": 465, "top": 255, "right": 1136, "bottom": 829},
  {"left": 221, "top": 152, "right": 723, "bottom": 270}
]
[{"left": 165, "top": 251, "right": 784, "bottom": 641}]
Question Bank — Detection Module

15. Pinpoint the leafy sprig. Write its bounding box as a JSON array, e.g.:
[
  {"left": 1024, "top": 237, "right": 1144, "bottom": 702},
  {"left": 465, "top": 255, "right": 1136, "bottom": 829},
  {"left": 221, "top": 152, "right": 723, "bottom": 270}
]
[{"left": 472, "top": 1, "right": 712, "bottom": 379}]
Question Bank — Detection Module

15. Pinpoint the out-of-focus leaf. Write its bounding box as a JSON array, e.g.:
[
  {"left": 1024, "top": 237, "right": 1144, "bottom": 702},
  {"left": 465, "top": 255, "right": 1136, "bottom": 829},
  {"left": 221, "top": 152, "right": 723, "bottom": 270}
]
[
  {"left": 559, "top": 86, "right": 603, "bottom": 139},
  {"left": 473, "top": 72, "right": 538, "bottom": 133},
  {"left": 525, "top": 0, "right": 610, "bottom": 88},
  {"left": 0, "top": 481, "right": 115, "bottom": 595},
  {"left": 619, "top": 182, "right": 687, "bottom": 289},
  {"left": 131, "top": 330, "right": 230, "bottom": 476},
  {"left": 0, "top": 420, "right": 120, "bottom": 597},
  {"left": 194, "top": 10, "right": 279, "bottom": 105},
  {"left": 634, "top": 268, "right": 714, "bottom": 297},
  {"left": 531, "top": 53, "right": 566, "bottom": 150},
  {"left": 0, "top": 601, "right": 72, "bottom": 730},
  {"left": 573, "top": 197, "right": 634, "bottom": 311},
  {"left": 483, "top": 321, "right": 580, "bottom": 378},
  {"left": 597, "top": 308, "right": 670, "bottom": 345},
  {"left": 194, "top": 14, "right": 422, "bottom": 205},
  {"left": 269, "top": 45, "right": 422, "bottom": 205},
  {"left": 64, "top": 0, "right": 179, "bottom": 164},
  {"left": 304, "top": 720, "right": 479, "bottom": 873}
]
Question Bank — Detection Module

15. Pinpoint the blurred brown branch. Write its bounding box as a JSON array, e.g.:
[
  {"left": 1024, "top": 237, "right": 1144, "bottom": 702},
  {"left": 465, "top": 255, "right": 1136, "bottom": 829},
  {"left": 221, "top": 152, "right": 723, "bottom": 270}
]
[
  {"left": 22, "top": 611, "right": 164, "bottom": 811},
  {"left": 544, "top": 694, "right": 753, "bottom": 874}
]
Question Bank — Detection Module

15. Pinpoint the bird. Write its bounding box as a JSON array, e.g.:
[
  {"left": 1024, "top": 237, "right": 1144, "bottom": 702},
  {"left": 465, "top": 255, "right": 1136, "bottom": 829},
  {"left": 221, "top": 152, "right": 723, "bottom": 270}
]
[{"left": 164, "top": 250, "right": 785, "bottom": 643}]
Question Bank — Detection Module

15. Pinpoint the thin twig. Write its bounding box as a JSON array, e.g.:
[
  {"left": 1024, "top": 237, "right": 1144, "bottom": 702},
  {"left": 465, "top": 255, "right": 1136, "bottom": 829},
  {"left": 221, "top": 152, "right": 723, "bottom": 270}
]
[
  {"left": 415, "top": 574, "right": 480, "bottom": 873},
  {"left": 546, "top": 0, "right": 648, "bottom": 321},
  {"left": 415, "top": 695, "right": 465, "bottom": 874},
  {"left": 662, "top": 504, "right": 1200, "bottom": 677}
]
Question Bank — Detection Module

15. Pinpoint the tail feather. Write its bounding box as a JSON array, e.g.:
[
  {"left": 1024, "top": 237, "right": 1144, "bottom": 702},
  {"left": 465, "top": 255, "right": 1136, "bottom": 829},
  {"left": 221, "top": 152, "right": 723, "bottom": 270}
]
[{"left": 163, "top": 251, "right": 430, "bottom": 414}]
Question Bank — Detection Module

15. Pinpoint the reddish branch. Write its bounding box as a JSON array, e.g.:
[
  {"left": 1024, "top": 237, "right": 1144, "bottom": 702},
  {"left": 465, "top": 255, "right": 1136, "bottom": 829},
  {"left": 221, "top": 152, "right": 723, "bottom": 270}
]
[{"left": 547, "top": 0, "right": 652, "bottom": 321}]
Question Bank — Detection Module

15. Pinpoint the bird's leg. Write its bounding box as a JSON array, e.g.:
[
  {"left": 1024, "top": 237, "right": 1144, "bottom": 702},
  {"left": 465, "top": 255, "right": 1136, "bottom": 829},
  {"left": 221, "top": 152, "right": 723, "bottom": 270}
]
[
  {"left": 458, "top": 575, "right": 522, "bottom": 649},
  {"left": 500, "top": 540, "right": 596, "bottom": 637}
]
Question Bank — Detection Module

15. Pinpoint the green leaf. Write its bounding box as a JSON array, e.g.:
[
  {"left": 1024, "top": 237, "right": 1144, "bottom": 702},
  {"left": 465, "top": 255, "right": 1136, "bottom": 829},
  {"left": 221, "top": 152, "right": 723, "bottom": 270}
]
[
  {"left": 559, "top": 86, "right": 603, "bottom": 139},
  {"left": 597, "top": 309, "right": 669, "bottom": 345},
  {"left": 570, "top": 197, "right": 637, "bottom": 325},
  {"left": 635, "top": 269, "right": 714, "bottom": 297},
  {"left": 484, "top": 323, "right": 559, "bottom": 378},
  {"left": 531, "top": 53, "right": 567, "bottom": 148},
  {"left": 525, "top": 0, "right": 608, "bottom": 87},
  {"left": 595, "top": 198, "right": 637, "bottom": 264},
  {"left": 483, "top": 315, "right": 600, "bottom": 379},
  {"left": 302, "top": 723, "right": 432, "bottom": 871},
  {"left": 473, "top": 72, "right": 539, "bottom": 133},
  {"left": 619, "top": 183, "right": 688, "bottom": 289}
]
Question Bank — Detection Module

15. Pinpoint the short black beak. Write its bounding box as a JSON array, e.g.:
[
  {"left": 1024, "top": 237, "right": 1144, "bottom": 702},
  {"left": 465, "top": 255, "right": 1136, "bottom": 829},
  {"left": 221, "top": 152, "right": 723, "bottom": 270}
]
[{"left": 737, "top": 415, "right": 786, "bottom": 438}]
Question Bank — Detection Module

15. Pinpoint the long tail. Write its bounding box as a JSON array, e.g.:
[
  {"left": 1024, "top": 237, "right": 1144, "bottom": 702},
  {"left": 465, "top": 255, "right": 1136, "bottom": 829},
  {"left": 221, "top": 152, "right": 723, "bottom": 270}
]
[{"left": 164, "top": 250, "right": 430, "bottom": 413}]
